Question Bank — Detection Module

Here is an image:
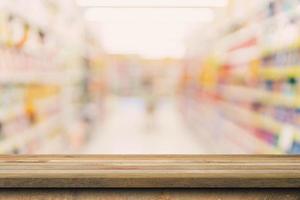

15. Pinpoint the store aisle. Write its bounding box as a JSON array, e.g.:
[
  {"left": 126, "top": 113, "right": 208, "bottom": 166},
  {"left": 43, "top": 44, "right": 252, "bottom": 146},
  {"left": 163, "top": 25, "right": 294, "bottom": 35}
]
[
  {"left": 81, "top": 96, "right": 256, "bottom": 154},
  {"left": 82, "top": 97, "right": 210, "bottom": 154}
]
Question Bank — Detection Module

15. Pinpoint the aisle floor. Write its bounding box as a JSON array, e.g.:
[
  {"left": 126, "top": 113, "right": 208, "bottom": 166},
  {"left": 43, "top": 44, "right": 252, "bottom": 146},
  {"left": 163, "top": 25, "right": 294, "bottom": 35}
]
[
  {"left": 82, "top": 97, "right": 246, "bottom": 154},
  {"left": 83, "top": 97, "right": 203, "bottom": 154}
]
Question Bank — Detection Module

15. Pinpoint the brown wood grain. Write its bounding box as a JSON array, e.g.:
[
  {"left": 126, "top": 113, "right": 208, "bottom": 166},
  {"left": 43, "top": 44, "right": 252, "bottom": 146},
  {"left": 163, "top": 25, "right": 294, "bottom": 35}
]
[
  {"left": 0, "top": 155, "right": 299, "bottom": 188},
  {"left": 0, "top": 189, "right": 299, "bottom": 199}
]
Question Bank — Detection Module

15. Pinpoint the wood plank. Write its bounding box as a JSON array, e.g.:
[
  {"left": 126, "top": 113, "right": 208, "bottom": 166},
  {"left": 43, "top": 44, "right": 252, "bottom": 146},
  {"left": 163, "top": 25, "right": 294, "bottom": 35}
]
[
  {"left": 0, "top": 189, "right": 299, "bottom": 199},
  {"left": 0, "top": 155, "right": 299, "bottom": 188}
]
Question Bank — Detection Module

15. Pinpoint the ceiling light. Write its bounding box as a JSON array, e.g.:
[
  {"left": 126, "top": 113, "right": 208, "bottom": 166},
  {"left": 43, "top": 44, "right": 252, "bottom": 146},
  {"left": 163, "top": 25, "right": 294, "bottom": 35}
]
[
  {"left": 76, "top": 0, "right": 228, "bottom": 8},
  {"left": 84, "top": 7, "right": 215, "bottom": 23}
]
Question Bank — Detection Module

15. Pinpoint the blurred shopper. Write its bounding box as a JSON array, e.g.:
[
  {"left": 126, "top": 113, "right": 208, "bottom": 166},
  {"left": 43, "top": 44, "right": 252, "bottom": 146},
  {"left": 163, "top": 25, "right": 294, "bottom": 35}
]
[{"left": 142, "top": 74, "right": 157, "bottom": 130}]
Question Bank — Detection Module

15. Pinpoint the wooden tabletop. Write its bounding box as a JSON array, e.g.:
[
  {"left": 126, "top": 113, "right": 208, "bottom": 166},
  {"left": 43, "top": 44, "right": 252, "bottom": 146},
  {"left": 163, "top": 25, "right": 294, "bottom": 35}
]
[
  {"left": 0, "top": 155, "right": 299, "bottom": 188},
  {"left": 0, "top": 189, "right": 299, "bottom": 200}
]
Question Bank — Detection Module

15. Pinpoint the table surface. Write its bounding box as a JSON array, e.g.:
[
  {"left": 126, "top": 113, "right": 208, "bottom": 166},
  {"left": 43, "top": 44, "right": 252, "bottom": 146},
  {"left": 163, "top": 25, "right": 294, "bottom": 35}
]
[
  {"left": 0, "top": 189, "right": 299, "bottom": 200},
  {"left": 0, "top": 155, "right": 299, "bottom": 188}
]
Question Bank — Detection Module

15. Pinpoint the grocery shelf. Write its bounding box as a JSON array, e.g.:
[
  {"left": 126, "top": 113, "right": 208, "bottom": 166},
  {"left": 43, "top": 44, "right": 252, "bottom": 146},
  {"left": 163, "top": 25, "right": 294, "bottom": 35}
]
[
  {"left": 0, "top": 114, "right": 62, "bottom": 153},
  {"left": 261, "top": 40, "right": 300, "bottom": 58},
  {"left": 222, "top": 4, "right": 300, "bottom": 58},
  {"left": 0, "top": 104, "right": 24, "bottom": 120},
  {"left": 0, "top": 0, "right": 105, "bottom": 154},
  {"left": 259, "top": 66, "right": 300, "bottom": 80},
  {"left": 220, "top": 85, "right": 300, "bottom": 108},
  {"left": 183, "top": 96, "right": 281, "bottom": 154},
  {"left": 221, "top": 118, "right": 282, "bottom": 154},
  {"left": 220, "top": 101, "right": 300, "bottom": 144},
  {"left": 184, "top": 0, "right": 300, "bottom": 154},
  {"left": 0, "top": 71, "right": 64, "bottom": 85}
]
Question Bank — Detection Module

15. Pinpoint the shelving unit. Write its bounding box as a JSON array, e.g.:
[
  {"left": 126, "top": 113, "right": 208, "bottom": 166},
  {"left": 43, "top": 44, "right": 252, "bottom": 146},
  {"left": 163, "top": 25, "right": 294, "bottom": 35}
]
[
  {"left": 220, "top": 85, "right": 300, "bottom": 108},
  {"left": 184, "top": 0, "right": 300, "bottom": 154},
  {"left": 0, "top": 0, "right": 105, "bottom": 154}
]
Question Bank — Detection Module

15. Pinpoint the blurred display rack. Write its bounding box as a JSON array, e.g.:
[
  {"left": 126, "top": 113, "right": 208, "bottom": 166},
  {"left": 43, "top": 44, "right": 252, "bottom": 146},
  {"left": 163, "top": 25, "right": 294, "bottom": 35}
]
[
  {"left": 188, "top": 96, "right": 281, "bottom": 153},
  {"left": 226, "top": 0, "right": 300, "bottom": 153},
  {"left": 0, "top": 71, "right": 63, "bottom": 85},
  {"left": 259, "top": 66, "right": 300, "bottom": 80},
  {"left": 220, "top": 101, "right": 300, "bottom": 143},
  {"left": 185, "top": 0, "right": 300, "bottom": 154},
  {"left": 200, "top": 91, "right": 288, "bottom": 153},
  {"left": 0, "top": 114, "right": 61, "bottom": 153},
  {"left": 0, "top": 0, "right": 101, "bottom": 154},
  {"left": 220, "top": 3, "right": 300, "bottom": 56},
  {"left": 220, "top": 85, "right": 300, "bottom": 108}
]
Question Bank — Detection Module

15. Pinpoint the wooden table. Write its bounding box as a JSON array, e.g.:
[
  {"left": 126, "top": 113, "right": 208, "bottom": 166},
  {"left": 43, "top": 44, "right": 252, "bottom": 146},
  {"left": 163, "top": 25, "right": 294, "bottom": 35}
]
[
  {"left": 0, "top": 189, "right": 299, "bottom": 200},
  {"left": 0, "top": 155, "right": 299, "bottom": 199}
]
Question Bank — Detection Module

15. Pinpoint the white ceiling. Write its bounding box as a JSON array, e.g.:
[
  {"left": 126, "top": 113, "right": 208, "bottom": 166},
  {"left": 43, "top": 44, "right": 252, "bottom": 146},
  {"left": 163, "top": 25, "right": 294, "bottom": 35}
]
[{"left": 77, "top": 0, "right": 228, "bottom": 58}]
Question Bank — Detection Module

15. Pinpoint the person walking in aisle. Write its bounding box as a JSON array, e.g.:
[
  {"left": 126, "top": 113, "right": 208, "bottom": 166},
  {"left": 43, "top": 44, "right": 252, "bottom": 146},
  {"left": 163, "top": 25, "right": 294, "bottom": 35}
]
[{"left": 142, "top": 74, "right": 158, "bottom": 130}]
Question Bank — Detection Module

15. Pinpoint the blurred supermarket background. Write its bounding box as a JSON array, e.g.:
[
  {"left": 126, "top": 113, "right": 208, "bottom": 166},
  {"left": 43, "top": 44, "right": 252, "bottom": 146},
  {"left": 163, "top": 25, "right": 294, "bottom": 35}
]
[{"left": 0, "top": 0, "right": 300, "bottom": 154}]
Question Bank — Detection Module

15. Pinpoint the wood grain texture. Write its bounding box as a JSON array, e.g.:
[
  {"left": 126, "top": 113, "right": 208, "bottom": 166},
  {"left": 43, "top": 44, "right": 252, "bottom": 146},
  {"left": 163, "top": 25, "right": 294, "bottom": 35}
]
[
  {"left": 0, "top": 189, "right": 299, "bottom": 199},
  {"left": 0, "top": 155, "right": 299, "bottom": 188}
]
